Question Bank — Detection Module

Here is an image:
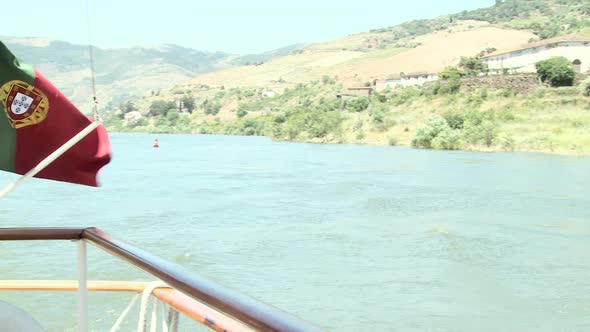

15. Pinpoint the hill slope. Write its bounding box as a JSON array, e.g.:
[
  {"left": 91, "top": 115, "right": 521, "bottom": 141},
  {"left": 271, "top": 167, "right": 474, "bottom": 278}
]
[
  {"left": 171, "top": 0, "right": 590, "bottom": 91},
  {"left": 165, "top": 21, "right": 535, "bottom": 95}
]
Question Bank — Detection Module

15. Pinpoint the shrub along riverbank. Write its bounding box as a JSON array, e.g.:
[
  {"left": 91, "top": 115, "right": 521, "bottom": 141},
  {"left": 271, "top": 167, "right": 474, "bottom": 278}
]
[{"left": 105, "top": 78, "right": 590, "bottom": 156}]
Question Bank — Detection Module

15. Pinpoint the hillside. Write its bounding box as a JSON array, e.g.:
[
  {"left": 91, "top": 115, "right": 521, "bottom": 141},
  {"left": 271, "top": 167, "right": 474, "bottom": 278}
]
[
  {"left": 458, "top": 0, "right": 590, "bottom": 39},
  {"left": 101, "top": 0, "right": 590, "bottom": 155},
  {"left": 1, "top": 37, "right": 303, "bottom": 114},
  {"left": 132, "top": 19, "right": 536, "bottom": 118},
  {"left": 165, "top": 0, "right": 590, "bottom": 92},
  {"left": 171, "top": 22, "right": 533, "bottom": 91},
  {"left": 105, "top": 78, "right": 590, "bottom": 155}
]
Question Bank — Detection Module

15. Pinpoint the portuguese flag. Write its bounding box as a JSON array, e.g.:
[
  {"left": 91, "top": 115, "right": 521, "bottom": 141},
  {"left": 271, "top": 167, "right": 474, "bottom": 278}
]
[{"left": 0, "top": 41, "right": 111, "bottom": 186}]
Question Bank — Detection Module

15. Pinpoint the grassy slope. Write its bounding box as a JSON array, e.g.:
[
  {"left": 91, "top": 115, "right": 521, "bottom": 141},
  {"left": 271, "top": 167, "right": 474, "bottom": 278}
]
[
  {"left": 355, "top": 88, "right": 590, "bottom": 155},
  {"left": 107, "top": 81, "right": 590, "bottom": 155}
]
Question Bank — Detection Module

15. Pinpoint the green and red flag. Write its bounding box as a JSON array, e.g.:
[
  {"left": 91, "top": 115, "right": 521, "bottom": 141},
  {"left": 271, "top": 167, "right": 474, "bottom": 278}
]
[{"left": 0, "top": 41, "right": 111, "bottom": 186}]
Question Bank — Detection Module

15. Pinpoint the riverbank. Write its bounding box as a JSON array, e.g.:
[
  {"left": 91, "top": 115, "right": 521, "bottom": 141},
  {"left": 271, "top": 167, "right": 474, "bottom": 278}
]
[{"left": 104, "top": 82, "right": 590, "bottom": 156}]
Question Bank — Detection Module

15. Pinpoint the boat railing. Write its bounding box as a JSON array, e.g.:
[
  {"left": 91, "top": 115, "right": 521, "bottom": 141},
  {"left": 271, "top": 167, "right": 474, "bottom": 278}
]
[{"left": 0, "top": 227, "right": 322, "bottom": 332}]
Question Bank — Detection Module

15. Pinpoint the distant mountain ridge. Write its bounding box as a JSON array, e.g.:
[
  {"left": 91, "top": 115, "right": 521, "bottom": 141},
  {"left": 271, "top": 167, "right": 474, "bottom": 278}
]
[
  {"left": 1, "top": 37, "right": 304, "bottom": 113},
  {"left": 230, "top": 44, "right": 308, "bottom": 66}
]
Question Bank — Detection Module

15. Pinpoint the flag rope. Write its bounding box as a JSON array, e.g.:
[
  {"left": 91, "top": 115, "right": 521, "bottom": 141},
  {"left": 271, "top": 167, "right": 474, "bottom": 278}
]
[{"left": 85, "top": 0, "right": 99, "bottom": 120}]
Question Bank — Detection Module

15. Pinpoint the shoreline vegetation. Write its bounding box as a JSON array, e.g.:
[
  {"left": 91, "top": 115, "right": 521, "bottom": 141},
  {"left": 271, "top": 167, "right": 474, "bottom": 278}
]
[{"left": 104, "top": 78, "right": 590, "bottom": 157}]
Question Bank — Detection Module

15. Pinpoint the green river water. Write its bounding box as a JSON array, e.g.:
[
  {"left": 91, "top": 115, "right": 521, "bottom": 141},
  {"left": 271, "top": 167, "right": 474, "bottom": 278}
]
[{"left": 1, "top": 133, "right": 589, "bottom": 331}]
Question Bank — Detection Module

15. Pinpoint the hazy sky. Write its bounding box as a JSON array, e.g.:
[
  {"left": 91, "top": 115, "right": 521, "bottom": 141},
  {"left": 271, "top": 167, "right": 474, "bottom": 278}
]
[{"left": 4, "top": 0, "right": 494, "bottom": 54}]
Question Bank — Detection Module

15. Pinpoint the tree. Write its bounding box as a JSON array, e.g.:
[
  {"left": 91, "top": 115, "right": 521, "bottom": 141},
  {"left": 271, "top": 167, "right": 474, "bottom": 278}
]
[
  {"left": 322, "top": 75, "right": 335, "bottom": 85},
  {"left": 535, "top": 23, "right": 560, "bottom": 40},
  {"left": 459, "top": 56, "right": 487, "bottom": 76},
  {"left": 119, "top": 101, "right": 138, "bottom": 113},
  {"left": 439, "top": 66, "right": 462, "bottom": 80},
  {"left": 117, "top": 101, "right": 138, "bottom": 119},
  {"left": 181, "top": 95, "right": 195, "bottom": 113},
  {"left": 149, "top": 100, "right": 176, "bottom": 117},
  {"left": 202, "top": 99, "right": 221, "bottom": 115},
  {"left": 166, "top": 110, "right": 180, "bottom": 123},
  {"left": 237, "top": 109, "right": 248, "bottom": 118},
  {"left": 346, "top": 97, "right": 370, "bottom": 112},
  {"left": 582, "top": 79, "right": 590, "bottom": 97},
  {"left": 437, "top": 66, "right": 462, "bottom": 94},
  {"left": 535, "top": 57, "right": 575, "bottom": 87}
]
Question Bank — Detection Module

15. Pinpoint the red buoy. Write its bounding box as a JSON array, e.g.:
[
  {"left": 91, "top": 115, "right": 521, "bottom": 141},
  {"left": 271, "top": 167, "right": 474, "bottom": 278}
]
[{"left": 153, "top": 138, "right": 159, "bottom": 148}]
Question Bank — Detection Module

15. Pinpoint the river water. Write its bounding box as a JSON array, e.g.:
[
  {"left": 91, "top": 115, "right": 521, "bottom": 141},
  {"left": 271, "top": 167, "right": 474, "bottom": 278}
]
[{"left": 1, "top": 133, "right": 590, "bottom": 331}]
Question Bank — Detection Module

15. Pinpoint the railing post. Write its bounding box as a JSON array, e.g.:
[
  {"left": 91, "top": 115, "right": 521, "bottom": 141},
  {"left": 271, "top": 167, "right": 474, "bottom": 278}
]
[{"left": 77, "top": 240, "right": 88, "bottom": 332}]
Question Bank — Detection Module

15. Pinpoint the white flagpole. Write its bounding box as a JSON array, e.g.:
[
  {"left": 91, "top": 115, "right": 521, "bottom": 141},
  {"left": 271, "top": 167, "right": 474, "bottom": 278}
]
[{"left": 0, "top": 120, "right": 101, "bottom": 199}]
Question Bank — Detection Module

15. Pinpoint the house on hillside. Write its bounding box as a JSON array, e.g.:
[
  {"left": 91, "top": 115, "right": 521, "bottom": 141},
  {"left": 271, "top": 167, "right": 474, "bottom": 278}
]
[
  {"left": 482, "top": 35, "right": 590, "bottom": 74},
  {"left": 375, "top": 72, "right": 439, "bottom": 92},
  {"left": 124, "top": 111, "right": 142, "bottom": 121},
  {"left": 261, "top": 90, "right": 276, "bottom": 98}
]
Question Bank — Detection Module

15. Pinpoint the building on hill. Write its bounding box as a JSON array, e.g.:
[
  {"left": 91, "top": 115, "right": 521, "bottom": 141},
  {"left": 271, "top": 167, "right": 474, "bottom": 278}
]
[
  {"left": 482, "top": 35, "right": 590, "bottom": 74},
  {"left": 375, "top": 72, "right": 439, "bottom": 92},
  {"left": 123, "top": 111, "right": 142, "bottom": 121},
  {"left": 261, "top": 90, "right": 276, "bottom": 98}
]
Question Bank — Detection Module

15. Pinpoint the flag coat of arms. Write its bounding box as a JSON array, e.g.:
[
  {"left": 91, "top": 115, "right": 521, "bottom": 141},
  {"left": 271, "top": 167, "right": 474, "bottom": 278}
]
[{"left": 0, "top": 41, "right": 111, "bottom": 186}]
